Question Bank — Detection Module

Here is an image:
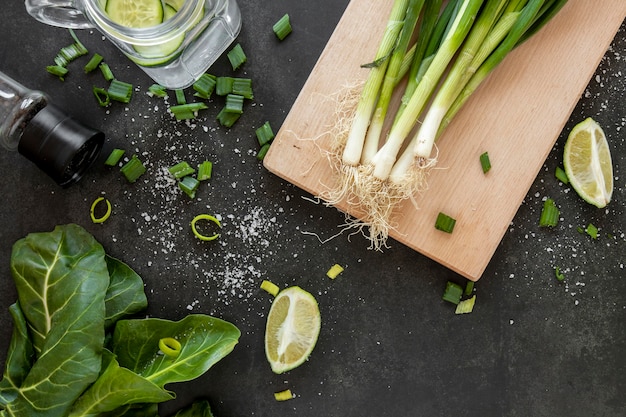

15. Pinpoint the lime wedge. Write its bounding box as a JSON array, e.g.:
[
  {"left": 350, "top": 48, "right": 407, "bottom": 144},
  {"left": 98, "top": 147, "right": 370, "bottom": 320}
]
[
  {"left": 264, "top": 286, "right": 321, "bottom": 374},
  {"left": 105, "top": 0, "right": 164, "bottom": 28},
  {"left": 563, "top": 117, "right": 613, "bottom": 208}
]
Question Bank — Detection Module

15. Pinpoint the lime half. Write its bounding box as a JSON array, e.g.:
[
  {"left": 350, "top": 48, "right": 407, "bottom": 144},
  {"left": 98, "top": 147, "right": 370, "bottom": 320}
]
[
  {"left": 563, "top": 117, "right": 613, "bottom": 208},
  {"left": 105, "top": 0, "right": 164, "bottom": 28},
  {"left": 264, "top": 286, "right": 321, "bottom": 374}
]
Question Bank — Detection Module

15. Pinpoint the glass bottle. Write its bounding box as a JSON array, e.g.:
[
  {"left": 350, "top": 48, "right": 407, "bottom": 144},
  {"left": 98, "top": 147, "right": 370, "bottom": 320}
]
[{"left": 0, "top": 70, "right": 104, "bottom": 187}]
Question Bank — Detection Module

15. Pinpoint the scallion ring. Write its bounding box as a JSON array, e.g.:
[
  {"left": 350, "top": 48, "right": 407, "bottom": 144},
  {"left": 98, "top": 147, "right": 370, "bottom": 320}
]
[
  {"left": 191, "top": 214, "right": 221, "bottom": 241},
  {"left": 158, "top": 337, "right": 182, "bottom": 358},
  {"left": 90, "top": 197, "right": 112, "bottom": 224}
]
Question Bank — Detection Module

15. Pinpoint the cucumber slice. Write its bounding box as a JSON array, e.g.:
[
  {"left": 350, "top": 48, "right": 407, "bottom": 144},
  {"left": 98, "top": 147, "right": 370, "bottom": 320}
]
[
  {"left": 105, "top": 0, "right": 164, "bottom": 28},
  {"left": 133, "top": 5, "right": 184, "bottom": 62},
  {"left": 165, "top": 0, "right": 187, "bottom": 11}
]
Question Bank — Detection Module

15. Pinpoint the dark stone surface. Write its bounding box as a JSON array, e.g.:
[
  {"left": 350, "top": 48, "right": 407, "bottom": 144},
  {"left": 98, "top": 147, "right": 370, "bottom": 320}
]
[{"left": 0, "top": 2, "right": 624, "bottom": 416}]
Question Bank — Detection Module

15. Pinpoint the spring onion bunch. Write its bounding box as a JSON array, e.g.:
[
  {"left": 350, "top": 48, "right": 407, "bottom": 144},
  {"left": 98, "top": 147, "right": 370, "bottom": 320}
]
[{"left": 329, "top": 0, "right": 568, "bottom": 249}]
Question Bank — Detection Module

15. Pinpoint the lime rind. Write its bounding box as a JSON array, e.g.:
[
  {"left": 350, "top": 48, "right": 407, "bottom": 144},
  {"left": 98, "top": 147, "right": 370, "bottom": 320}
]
[{"left": 563, "top": 117, "right": 613, "bottom": 208}]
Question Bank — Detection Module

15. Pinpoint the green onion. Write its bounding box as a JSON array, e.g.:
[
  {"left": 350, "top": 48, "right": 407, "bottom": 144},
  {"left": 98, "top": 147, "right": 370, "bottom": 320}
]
[
  {"left": 170, "top": 103, "right": 209, "bottom": 120},
  {"left": 216, "top": 108, "right": 241, "bottom": 127},
  {"left": 585, "top": 223, "right": 598, "bottom": 239},
  {"left": 108, "top": 79, "right": 133, "bottom": 103},
  {"left": 54, "top": 42, "right": 88, "bottom": 67},
  {"left": 224, "top": 94, "right": 244, "bottom": 114},
  {"left": 255, "top": 121, "right": 275, "bottom": 146},
  {"left": 46, "top": 65, "right": 69, "bottom": 80},
  {"left": 442, "top": 281, "right": 463, "bottom": 304},
  {"left": 168, "top": 161, "right": 196, "bottom": 179},
  {"left": 216, "top": 77, "right": 234, "bottom": 96},
  {"left": 197, "top": 161, "right": 213, "bottom": 181},
  {"left": 261, "top": 280, "right": 280, "bottom": 296},
  {"left": 104, "top": 148, "right": 125, "bottom": 166},
  {"left": 158, "top": 337, "right": 182, "bottom": 358},
  {"left": 539, "top": 198, "right": 559, "bottom": 227},
  {"left": 92, "top": 87, "right": 110, "bottom": 107},
  {"left": 99, "top": 62, "right": 115, "bottom": 81},
  {"left": 84, "top": 53, "right": 104, "bottom": 73},
  {"left": 273, "top": 14, "right": 292, "bottom": 41},
  {"left": 227, "top": 43, "right": 247, "bottom": 70},
  {"left": 555, "top": 266, "right": 565, "bottom": 281},
  {"left": 435, "top": 212, "right": 456, "bottom": 233},
  {"left": 178, "top": 176, "right": 200, "bottom": 198},
  {"left": 175, "top": 89, "right": 186, "bottom": 104},
  {"left": 464, "top": 280, "right": 475, "bottom": 296},
  {"left": 90, "top": 197, "right": 112, "bottom": 224},
  {"left": 274, "top": 389, "right": 294, "bottom": 402},
  {"left": 232, "top": 78, "right": 253, "bottom": 99},
  {"left": 257, "top": 143, "right": 271, "bottom": 160},
  {"left": 192, "top": 73, "right": 217, "bottom": 99},
  {"left": 326, "top": 264, "right": 345, "bottom": 279},
  {"left": 480, "top": 151, "right": 492, "bottom": 173},
  {"left": 191, "top": 214, "right": 221, "bottom": 241},
  {"left": 455, "top": 295, "right": 476, "bottom": 314},
  {"left": 120, "top": 155, "right": 146, "bottom": 183},
  {"left": 555, "top": 166, "right": 569, "bottom": 184},
  {"left": 148, "top": 83, "right": 168, "bottom": 98}
]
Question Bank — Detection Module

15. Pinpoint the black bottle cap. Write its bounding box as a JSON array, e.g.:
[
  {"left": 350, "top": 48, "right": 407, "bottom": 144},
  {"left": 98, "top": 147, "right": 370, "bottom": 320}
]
[{"left": 18, "top": 104, "right": 104, "bottom": 187}]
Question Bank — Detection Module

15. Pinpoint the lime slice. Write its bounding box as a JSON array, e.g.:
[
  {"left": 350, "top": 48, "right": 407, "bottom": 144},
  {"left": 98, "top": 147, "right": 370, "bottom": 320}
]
[
  {"left": 105, "top": 0, "right": 164, "bottom": 28},
  {"left": 264, "top": 286, "right": 321, "bottom": 374},
  {"left": 563, "top": 117, "right": 613, "bottom": 208}
]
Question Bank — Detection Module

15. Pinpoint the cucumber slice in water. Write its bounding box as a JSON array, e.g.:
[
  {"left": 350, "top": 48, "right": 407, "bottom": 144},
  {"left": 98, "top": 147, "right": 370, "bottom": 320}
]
[
  {"left": 105, "top": 0, "right": 164, "bottom": 28},
  {"left": 165, "top": 0, "right": 187, "bottom": 11},
  {"left": 133, "top": 4, "right": 185, "bottom": 60}
]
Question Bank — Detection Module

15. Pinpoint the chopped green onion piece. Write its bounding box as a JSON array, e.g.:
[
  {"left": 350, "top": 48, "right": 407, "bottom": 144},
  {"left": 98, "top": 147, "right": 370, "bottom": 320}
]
[
  {"left": 435, "top": 212, "right": 456, "bottom": 233},
  {"left": 224, "top": 94, "right": 244, "bottom": 114},
  {"left": 192, "top": 73, "right": 217, "bottom": 99},
  {"left": 54, "top": 41, "right": 88, "bottom": 67},
  {"left": 227, "top": 43, "right": 247, "bottom": 70},
  {"left": 326, "top": 264, "right": 344, "bottom": 279},
  {"left": 191, "top": 214, "right": 221, "bottom": 241},
  {"left": 255, "top": 121, "right": 275, "bottom": 146},
  {"left": 84, "top": 53, "right": 104, "bottom": 73},
  {"left": 99, "top": 62, "right": 115, "bottom": 81},
  {"left": 178, "top": 176, "right": 200, "bottom": 198},
  {"left": 46, "top": 65, "right": 69, "bottom": 80},
  {"left": 585, "top": 223, "right": 598, "bottom": 239},
  {"left": 92, "top": 86, "right": 110, "bottom": 107},
  {"left": 120, "top": 155, "right": 146, "bottom": 183},
  {"left": 175, "top": 88, "right": 186, "bottom": 104},
  {"left": 273, "top": 14, "right": 292, "bottom": 41},
  {"left": 90, "top": 197, "right": 112, "bottom": 224},
  {"left": 464, "top": 280, "right": 474, "bottom": 296},
  {"left": 170, "top": 102, "right": 209, "bottom": 120},
  {"left": 479, "top": 151, "right": 491, "bottom": 173},
  {"left": 104, "top": 148, "right": 125, "bottom": 166},
  {"left": 232, "top": 78, "right": 253, "bottom": 99},
  {"left": 555, "top": 266, "right": 565, "bottom": 281},
  {"left": 148, "top": 83, "right": 168, "bottom": 98},
  {"left": 256, "top": 143, "right": 271, "bottom": 160},
  {"left": 216, "top": 107, "right": 241, "bottom": 127},
  {"left": 260, "top": 280, "right": 280, "bottom": 297},
  {"left": 455, "top": 295, "right": 476, "bottom": 314},
  {"left": 216, "top": 76, "right": 234, "bottom": 96},
  {"left": 168, "top": 161, "right": 196, "bottom": 179},
  {"left": 108, "top": 79, "right": 133, "bottom": 103},
  {"left": 442, "top": 281, "right": 463, "bottom": 305},
  {"left": 555, "top": 166, "right": 569, "bottom": 184},
  {"left": 539, "top": 198, "right": 559, "bottom": 227},
  {"left": 197, "top": 161, "right": 213, "bottom": 181},
  {"left": 158, "top": 337, "right": 182, "bottom": 358},
  {"left": 274, "top": 389, "right": 294, "bottom": 402}
]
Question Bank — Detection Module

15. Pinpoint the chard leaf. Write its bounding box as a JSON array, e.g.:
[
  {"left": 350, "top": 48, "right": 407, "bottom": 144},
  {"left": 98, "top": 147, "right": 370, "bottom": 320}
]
[
  {"left": 173, "top": 399, "right": 214, "bottom": 417},
  {"left": 5, "top": 224, "right": 109, "bottom": 417},
  {"left": 0, "top": 303, "right": 34, "bottom": 406},
  {"left": 111, "top": 315, "right": 240, "bottom": 388},
  {"left": 105, "top": 256, "right": 148, "bottom": 328},
  {"left": 68, "top": 350, "right": 173, "bottom": 417}
]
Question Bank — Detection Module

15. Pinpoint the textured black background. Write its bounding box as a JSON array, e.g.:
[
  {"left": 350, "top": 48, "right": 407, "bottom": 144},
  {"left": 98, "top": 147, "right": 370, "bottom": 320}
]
[{"left": 1, "top": 2, "right": 625, "bottom": 416}]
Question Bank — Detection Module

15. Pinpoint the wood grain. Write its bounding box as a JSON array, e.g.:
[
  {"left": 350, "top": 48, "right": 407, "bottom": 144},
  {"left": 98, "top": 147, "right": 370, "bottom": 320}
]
[{"left": 263, "top": 0, "right": 626, "bottom": 280}]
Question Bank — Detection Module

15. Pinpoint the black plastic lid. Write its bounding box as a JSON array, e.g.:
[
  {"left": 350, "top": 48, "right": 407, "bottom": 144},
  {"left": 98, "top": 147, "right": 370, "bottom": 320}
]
[{"left": 18, "top": 104, "right": 104, "bottom": 187}]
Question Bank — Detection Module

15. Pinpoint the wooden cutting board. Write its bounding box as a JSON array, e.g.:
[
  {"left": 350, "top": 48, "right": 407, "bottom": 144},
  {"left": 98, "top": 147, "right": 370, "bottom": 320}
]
[{"left": 263, "top": 0, "right": 626, "bottom": 281}]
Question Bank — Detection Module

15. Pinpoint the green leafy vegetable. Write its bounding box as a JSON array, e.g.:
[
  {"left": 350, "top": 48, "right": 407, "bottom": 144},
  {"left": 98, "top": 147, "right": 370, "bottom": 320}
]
[{"left": 0, "top": 224, "right": 240, "bottom": 417}]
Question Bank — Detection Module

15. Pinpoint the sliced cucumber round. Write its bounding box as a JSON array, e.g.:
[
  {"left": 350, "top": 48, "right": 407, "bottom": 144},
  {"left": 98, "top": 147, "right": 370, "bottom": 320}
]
[
  {"left": 105, "top": 0, "right": 164, "bottom": 28},
  {"left": 133, "top": 4, "right": 184, "bottom": 61}
]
